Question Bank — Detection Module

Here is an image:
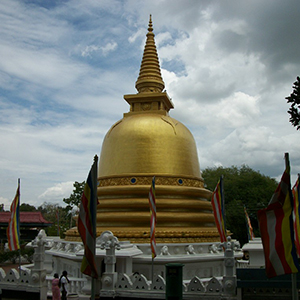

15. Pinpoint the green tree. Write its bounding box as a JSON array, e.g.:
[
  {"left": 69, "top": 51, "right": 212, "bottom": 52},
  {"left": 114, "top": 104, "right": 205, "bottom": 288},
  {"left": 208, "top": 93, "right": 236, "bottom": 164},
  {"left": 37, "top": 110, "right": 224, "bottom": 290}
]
[
  {"left": 63, "top": 181, "right": 85, "bottom": 210},
  {"left": 37, "top": 202, "right": 71, "bottom": 238},
  {"left": 286, "top": 76, "right": 300, "bottom": 130},
  {"left": 20, "top": 203, "right": 37, "bottom": 212},
  {"left": 202, "top": 165, "right": 278, "bottom": 246},
  {"left": 35, "top": 182, "right": 85, "bottom": 238}
]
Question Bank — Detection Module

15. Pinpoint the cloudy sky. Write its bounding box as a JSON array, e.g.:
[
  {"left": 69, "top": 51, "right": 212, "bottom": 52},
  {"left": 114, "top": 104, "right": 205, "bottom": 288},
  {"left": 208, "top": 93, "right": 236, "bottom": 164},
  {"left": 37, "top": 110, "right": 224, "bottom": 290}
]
[{"left": 0, "top": 0, "right": 299, "bottom": 209}]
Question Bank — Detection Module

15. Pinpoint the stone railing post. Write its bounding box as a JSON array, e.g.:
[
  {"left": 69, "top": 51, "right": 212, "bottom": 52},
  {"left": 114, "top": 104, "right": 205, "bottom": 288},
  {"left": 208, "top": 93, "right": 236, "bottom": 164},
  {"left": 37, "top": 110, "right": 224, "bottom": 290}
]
[
  {"left": 222, "top": 236, "right": 237, "bottom": 296},
  {"left": 31, "top": 229, "right": 48, "bottom": 300},
  {"left": 98, "top": 231, "right": 120, "bottom": 297}
]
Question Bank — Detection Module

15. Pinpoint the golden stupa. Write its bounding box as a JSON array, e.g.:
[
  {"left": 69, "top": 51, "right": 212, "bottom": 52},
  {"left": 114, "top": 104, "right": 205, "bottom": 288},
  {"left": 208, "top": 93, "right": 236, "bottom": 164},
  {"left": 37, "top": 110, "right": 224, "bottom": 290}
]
[{"left": 66, "top": 16, "right": 219, "bottom": 243}]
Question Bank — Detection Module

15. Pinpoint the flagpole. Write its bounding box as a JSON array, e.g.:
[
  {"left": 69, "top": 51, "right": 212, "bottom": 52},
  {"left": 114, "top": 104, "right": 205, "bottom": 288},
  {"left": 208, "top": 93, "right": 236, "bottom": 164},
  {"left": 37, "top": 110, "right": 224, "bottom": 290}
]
[
  {"left": 212, "top": 175, "right": 227, "bottom": 243},
  {"left": 220, "top": 175, "right": 227, "bottom": 239},
  {"left": 57, "top": 209, "right": 60, "bottom": 237},
  {"left": 91, "top": 277, "right": 95, "bottom": 300},
  {"left": 148, "top": 176, "right": 156, "bottom": 285},
  {"left": 92, "top": 155, "right": 98, "bottom": 300},
  {"left": 18, "top": 178, "right": 21, "bottom": 277},
  {"left": 292, "top": 273, "right": 297, "bottom": 300},
  {"left": 151, "top": 256, "right": 154, "bottom": 285},
  {"left": 284, "top": 153, "right": 298, "bottom": 300},
  {"left": 292, "top": 167, "right": 300, "bottom": 300}
]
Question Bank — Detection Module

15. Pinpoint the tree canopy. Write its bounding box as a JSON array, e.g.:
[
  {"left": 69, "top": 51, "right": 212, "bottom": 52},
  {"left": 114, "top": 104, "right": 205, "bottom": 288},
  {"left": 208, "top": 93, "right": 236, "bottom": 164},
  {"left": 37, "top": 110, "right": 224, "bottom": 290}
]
[
  {"left": 30, "top": 181, "right": 85, "bottom": 237},
  {"left": 286, "top": 76, "right": 300, "bottom": 130},
  {"left": 202, "top": 165, "right": 278, "bottom": 246},
  {"left": 37, "top": 202, "right": 72, "bottom": 237},
  {"left": 36, "top": 181, "right": 86, "bottom": 237},
  {"left": 63, "top": 181, "right": 85, "bottom": 209},
  {"left": 20, "top": 203, "right": 37, "bottom": 212}
]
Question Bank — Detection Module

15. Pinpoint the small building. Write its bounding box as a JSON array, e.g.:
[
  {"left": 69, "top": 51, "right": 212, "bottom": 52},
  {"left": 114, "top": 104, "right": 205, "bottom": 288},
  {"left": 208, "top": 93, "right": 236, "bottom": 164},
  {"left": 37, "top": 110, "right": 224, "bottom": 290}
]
[{"left": 0, "top": 211, "right": 52, "bottom": 242}]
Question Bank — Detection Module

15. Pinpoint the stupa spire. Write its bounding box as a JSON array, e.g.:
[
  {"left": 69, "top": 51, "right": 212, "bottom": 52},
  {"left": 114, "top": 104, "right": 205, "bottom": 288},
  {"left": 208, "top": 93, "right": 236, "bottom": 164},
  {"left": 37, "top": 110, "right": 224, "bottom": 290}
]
[
  {"left": 65, "top": 16, "right": 220, "bottom": 244},
  {"left": 135, "top": 15, "right": 165, "bottom": 93}
]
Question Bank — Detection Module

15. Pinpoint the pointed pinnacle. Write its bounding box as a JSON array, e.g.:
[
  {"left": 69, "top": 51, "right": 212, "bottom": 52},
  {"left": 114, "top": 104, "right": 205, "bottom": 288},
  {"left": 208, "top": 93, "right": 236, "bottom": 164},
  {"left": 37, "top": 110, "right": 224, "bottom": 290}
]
[{"left": 135, "top": 15, "right": 165, "bottom": 93}]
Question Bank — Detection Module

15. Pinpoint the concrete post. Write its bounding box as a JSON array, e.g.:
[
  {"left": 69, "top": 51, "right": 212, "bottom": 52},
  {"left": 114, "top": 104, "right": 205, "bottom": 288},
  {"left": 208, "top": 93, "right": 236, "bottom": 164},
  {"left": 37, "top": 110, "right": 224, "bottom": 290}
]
[
  {"left": 222, "top": 236, "right": 237, "bottom": 296},
  {"left": 98, "top": 231, "right": 120, "bottom": 297},
  {"left": 31, "top": 230, "right": 48, "bottom": 300}
]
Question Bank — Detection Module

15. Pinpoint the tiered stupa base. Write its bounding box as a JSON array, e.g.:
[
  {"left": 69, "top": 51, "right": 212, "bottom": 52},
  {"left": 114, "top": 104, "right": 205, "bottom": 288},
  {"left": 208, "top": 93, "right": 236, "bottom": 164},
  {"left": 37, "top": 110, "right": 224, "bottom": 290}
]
[{"left": 65, "top": 175, "right": 220, "bottom": 243}]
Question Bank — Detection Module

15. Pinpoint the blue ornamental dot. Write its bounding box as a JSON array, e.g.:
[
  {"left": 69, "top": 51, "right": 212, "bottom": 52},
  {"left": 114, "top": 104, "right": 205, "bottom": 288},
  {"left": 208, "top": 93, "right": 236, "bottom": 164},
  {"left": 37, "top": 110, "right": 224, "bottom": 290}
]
[
  {"left": 130, "top": 178, "right": 137, "bottom": 184},
  {"left": 178, "top": 179, "right": 183, "bottom": 185}
]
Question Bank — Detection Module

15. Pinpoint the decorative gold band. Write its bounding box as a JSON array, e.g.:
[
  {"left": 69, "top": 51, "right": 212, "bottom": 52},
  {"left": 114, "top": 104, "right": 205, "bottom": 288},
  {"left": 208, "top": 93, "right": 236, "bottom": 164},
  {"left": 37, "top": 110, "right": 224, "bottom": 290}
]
[
  {"left": 98, "top": 175, "right": 204, "bottom": 188},
  {"left": 64, "top": 227, "right": 220, "bottom": 243}
]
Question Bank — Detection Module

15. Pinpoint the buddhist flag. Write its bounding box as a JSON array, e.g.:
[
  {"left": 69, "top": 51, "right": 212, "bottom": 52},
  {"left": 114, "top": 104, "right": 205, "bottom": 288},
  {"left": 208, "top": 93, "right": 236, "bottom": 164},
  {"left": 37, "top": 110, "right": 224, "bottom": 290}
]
[
  {"left": 78, "top": 156, "right": 98, "bottom": 279},
  {"left": 258, "top": 153, "right": 300, "bottom": 278},
  {"left": 211, "top": 176, "right": 227, "bottom": 242},
  {"left": 244, "top": 206, "right": 255, "bottom": 241},
  {"left": 148, "top": 176, "right": 157, "bottom": 258},
  {"left": 7, "top": 179, "right": 20, "bottom": 251},
  {"left": 292, "top": 175, "right": 300, "bottom": 255}
]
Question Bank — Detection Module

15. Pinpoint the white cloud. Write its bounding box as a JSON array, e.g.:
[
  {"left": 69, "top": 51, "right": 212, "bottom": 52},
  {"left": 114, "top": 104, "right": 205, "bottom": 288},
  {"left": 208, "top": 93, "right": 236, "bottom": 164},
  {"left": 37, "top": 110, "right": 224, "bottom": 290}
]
[
  {"left": 0, "top": 43, "right": 89, "bottom": 91},
  {"left": 38, "top": 181, "right": 74, "bottom": 204},
  {"left": 0, "top": 0, "right": 299, "bottom": 208},
  {"left": 215, "top": 92, "right": 260, "bottom": 128},
  {"left": 81, "top": 42, "right": 118, "bottom": 57},
  {"left": 128, "top": 28, "right": 144, "bottom": 43},
  {"left": 81, "top": 45, "right": 102, "bottom": 57},
  {"left": 101, "top": 42, "right": 118, "bottom": 56}
]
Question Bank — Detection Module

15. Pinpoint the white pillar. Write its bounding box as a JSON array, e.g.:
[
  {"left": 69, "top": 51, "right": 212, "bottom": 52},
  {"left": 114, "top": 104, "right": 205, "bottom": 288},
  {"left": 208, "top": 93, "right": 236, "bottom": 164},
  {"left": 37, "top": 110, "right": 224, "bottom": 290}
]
[
  {"left": 98, "top": 231, "right": 120, "bottom": 297},
  {"left": 31, "top": 230, "right": 48, "bottom": 300},
  {"left": 222, "top": 236, "right": 237, "bottom": 296}
]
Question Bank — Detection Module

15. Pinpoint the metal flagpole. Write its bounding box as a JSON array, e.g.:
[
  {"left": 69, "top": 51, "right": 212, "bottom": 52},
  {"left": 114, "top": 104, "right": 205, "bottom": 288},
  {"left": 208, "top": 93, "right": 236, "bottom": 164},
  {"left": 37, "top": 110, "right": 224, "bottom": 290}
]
[
  {"left": 91, "top": 155, "right": 98, "bottom": 300},
  {"left": 284, "top": 153, "right": 298, "bottom": 300},
  {"left": 292, "top": 273, "right": 298, "bottom": 300},
  {"left": 148, "top": 176, "right": 156, "bottom": 286},
  {"left": 18, "top": 178, "right": 21, "bottom": 277},
  {"left": 57, "top": 209, "right": 60, "bottom": 237},
  {"left": 220, "top": 174, "right": 227, "bottom": 240},
  {"left": 292, "top": 173, "right": 300, "bottom": 300},
  {"left": 151, "top": 256, "right": 154, "bottom": 285},
  {"left": 91, "top": 277, "right": 95, "bottom": 300}
]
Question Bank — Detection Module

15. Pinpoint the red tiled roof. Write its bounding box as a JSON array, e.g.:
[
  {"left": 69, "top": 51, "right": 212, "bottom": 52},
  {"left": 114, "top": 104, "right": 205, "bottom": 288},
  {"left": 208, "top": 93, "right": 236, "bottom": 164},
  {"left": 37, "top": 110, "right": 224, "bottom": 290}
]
[{"left": 0, "top": 212, "right": 51, "bottom": 224}]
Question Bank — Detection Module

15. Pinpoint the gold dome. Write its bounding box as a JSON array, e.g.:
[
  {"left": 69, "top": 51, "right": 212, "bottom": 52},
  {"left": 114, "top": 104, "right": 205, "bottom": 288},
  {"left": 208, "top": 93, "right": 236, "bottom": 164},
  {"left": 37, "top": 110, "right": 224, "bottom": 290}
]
[
  {"left": 98, "top": 113, "right": 201, "bottom": 178},
  {"left": 65, "top": 16, "right": 219, "bottom": 243}
]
